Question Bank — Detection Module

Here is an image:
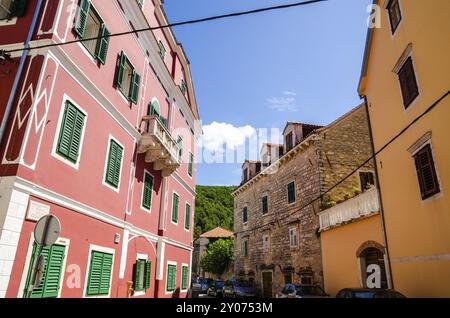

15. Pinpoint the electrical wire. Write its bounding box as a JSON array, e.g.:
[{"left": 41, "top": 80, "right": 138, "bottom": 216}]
[{"left": 1, "top": 0, "right": 328, "bottom": 55}]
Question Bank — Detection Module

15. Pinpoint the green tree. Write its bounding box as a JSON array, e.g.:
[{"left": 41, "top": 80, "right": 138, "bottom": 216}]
[
  {"left": 194, "top": 186, "right": 235, "bottom": 239},
  {"left": 200, "top": 239, "right": 234, "bottom": 277}
]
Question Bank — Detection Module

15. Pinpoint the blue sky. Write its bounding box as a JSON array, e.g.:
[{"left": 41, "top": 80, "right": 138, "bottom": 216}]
[{"left": 164, "top": 0, "right": 372, "bottom": 186}]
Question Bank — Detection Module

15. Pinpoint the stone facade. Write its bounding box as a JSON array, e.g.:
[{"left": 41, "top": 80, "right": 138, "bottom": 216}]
[{"left": 232, "top": 104, "right": 373, "bottom": 297}]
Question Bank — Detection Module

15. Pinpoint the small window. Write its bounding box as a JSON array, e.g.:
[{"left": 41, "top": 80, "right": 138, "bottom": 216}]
[
  {"left": 116, "top": 52, "right": 140, "bottom": 104},
  {"left": 284, "top": 273, "right": 293, "bottom": 284},
  {"left": 242, "top": 207, "right": 248, "bottom": 224},
  {"left": 74, "top": 0, "right": 110, "bottom": 64},
  {"left": 188, "top": 152, "right": 194, "bottom": 177},
  {"left": 86, "top": 251, "right": 113, "bottom": 296},
  {"left": 105, "top": 140, "right": 123, "bottom": 189},
  {"left": 57, "top": 101, "right": 86, "bottom": 163},
  {"left": 397, "top": 56, "right": 419, "bottom": 109},
  {"left": 387, "top": 0, "right": 402, "bottom": 34},
  {"left": 158, "top": 40, "right": 166, "bottom": 59},
  {"left": 166, "top": 264, "right": 176, "bottom": 292},
  {"left": 181, "top": 266, "right": 189, "bottom": 290},
  {"left": 142, "top": 172, "right": 153, "bottom": 210},
  {"left": 177, "top": 136, "right": 183, "bottom": 162},
  {"left": 287, "top": 182, "right": 296, "bottom": 204},
  {"left": 300, "top": 274, "right": 313, "bottom": 286},
  {"left": 180, "top": 79, "right": 187, "bottom": 96},
  {"left": 262, "top": 196, "right": 269, "bottom": 214},
  {"left": 242, "top": 168, "right": 248, "bottom": 183},
  {"left": 133, "top": 259, "right": 151, "bottom": 292},
  {"left": 414, "top": 144, "right": 440, "bottom": 200},
  {"left": 359, "top": 171, "right": 375, "bottom": 191},
  {"left": 172, "top": 193, "right": 179, "bottom": 223},
  {"left": 184, "top": 203, "right": 191, "bottom": 230},
  {"left": 262, "top": 234, "right": 270, "bottom": 252},
  {"left": 0, "top": 0, "right": 27, "bottom": 20},
  {"left": 285, "top": 132, "right": 294, "bottom": 152},
  {"left": 137, "top": 0, "right": 144, "bottom": 9},
  {"left": 242, "top": 239, "right": 248, "bottom": 257},
  {"left": 289, "top": 228, "right": 298, "bottom": 248}
]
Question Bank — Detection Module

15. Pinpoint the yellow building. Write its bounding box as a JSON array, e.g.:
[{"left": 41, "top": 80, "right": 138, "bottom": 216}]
[{"left": 358, "top": 0, "right": 450, "bottom": 297}]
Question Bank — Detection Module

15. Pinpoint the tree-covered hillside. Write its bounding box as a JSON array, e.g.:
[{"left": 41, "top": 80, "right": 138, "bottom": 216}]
[{"left": 194, "top": 186, "right": 235, "bottom": 239}]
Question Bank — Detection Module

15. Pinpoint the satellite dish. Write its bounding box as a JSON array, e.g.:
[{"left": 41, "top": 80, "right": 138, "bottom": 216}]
[{"left": 34, "top": 215, "right": 61, "bottom": 246}]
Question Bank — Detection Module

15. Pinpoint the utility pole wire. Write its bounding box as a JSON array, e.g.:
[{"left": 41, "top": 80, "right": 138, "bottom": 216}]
[
  {"left": 2, "top": 0, "right": 328, "bottom": 55},
  {"left": 234, "top": 90, "right": 450, "bottom": 236}
]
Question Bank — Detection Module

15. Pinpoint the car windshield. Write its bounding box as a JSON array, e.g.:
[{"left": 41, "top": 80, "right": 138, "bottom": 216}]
[
  {"left": 352, "top": 291, "right": 376, "bottom": 298},
  {"left": 299, "top": 286, "right": 326, "bottom": 296},
  {"left": 215, "top": 281, "right": 224, "bottom": 288}
]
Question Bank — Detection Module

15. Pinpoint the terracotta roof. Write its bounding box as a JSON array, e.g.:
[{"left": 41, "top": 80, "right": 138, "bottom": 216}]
[{"left": 200, "top": 227, "right": 234, "bottom": 238}]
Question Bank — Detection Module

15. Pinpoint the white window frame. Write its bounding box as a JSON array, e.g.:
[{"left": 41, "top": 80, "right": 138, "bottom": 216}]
[
  {"left": 17, "top": 233, "right": 70, "bottom": 298},
  {"left": 140, "top": 169, "right": 154, "bottom": 213},
  {"left": 165, "top": 260, "right": 177, "bottom": 295},
  {"left": 289, "top": 227, "right": 298, "bottom": 248},
  {"left": 83, "top": 244, "right": 116, "bottom": 298},
  {"left": 51, "top": 94, "right": 88, "bottom": 170},
  {"left": 102, "top": 135, "right": 125, "bottom": 193}
]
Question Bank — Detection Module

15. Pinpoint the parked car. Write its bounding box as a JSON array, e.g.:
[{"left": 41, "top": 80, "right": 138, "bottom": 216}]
[
  {"left": 207, "top": 280, "right": 225, "bottom": 297},
  {"left": 223, "top": 279, "right": 255, "bottom": 298},
  {"left": 191, "top": 277, "right": 202, "bottom": 297},
  {"left": 277, "top": 284, "right": 329, "bottom": 298},
  {"left": 199, "top": 278, "right": 214, "bottom": 294},
  {"left": 336, "top": 288, "right": 406, "bottom": 298}
]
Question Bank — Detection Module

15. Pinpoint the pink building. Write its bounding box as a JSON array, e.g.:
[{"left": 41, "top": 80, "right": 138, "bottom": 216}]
[{"left": 0, "top": 0, "right": 200, "bottom": 298}]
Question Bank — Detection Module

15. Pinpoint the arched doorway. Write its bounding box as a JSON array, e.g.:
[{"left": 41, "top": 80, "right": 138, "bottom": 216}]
[{"left": 357, "top": 241, "right": 388, "bottom": 289}]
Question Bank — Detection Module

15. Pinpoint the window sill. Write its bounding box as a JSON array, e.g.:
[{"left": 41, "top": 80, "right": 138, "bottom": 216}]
[{"left": 0, "top": 17, "right": 17, "bottom": 26}]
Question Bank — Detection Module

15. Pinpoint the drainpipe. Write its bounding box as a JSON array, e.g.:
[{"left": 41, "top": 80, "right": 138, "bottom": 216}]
[
  {"left": 0, "top": 0, "right": 45, "bottom": 147},
  {"left": 363, "top": 96, "right": 394, "bottom": 290}
]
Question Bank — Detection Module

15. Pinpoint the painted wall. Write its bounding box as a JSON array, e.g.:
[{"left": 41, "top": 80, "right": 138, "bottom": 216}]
[
  {"left": 361, "top": 0, "right": 450, "bottom": 297},
  {"left": 321, "top": 214, "right": 383, "bottom": 297}
]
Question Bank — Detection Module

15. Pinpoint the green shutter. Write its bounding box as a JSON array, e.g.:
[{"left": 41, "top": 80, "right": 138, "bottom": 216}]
[
  {"left": 188, "top": 153, "right": 193, "bottom": 177},
  {"left": 149, "top": 101, "right": 160, "bottom": 117},
  {"left": 159, "top": 40, "right": 166, "bottom": 59},
  {"left": 86, "top": 251, "right": 113, "bottom": 296},
  {"left": 130, "top": 70, "right": 140, "bottom": 104},
  {"left": 116, "top": 51, "right": 126, "bottom": 88},
  {"left": 133, "top": 260, "right": 145, "bottom": 292},
  {"left": 105, "top": 140, "right": 123, "bottom": 188},
  {"left": 74, "top": 0, "right": 90, "bottom": 37},
  {"left": 180, "top": 80, "right": 187, "bottom": 95},
  {"left": 142, "top": 173, "right": 153, "bottom": 209},
  {"left": 23, "top": 244, "right": 66, "bottom": 298},
  {"left": 181, "top": 266, "right": 188, "bottom": 290},
  {"left": 57, "top": 101, "right": 85, "bottom": 163},
  {"left": 144, "top": 261, "right": 151, "bottom": 289},
  {"left": 95, "top": 24, "right": 110, "bottom": 65},
  {"left": 184, "top": 204, "right": 190, "bottom": 230},
  {"left": 10, "top": 0, "right": 27, "bottom": 17},
  {"left": 166, "top": 265, "right": 176, "bottom": 291},
  {"left": 172, "top": 193, "right": 179, "bottom": 223},
  {"left": 177, "top": 136, "right": 183, "bottom": 162}
]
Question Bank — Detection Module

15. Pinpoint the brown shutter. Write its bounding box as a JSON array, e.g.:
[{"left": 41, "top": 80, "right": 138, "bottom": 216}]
[
  {"left": 398, "top": 57, "right": 419, "bottom": 108},
  {"left": 414, "top": 145, "right": 440, "bottom": 199}
]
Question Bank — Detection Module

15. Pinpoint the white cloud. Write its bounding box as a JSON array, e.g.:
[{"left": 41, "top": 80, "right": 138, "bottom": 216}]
[
  {"left": 200, "top": 121, "right": 256, "bottom": 153},
  {"left": 283, "top": 91, "right": 297, "bottom": 96},
  {"left": 267, "top": 91, "right": 299, "bottom": 112}
]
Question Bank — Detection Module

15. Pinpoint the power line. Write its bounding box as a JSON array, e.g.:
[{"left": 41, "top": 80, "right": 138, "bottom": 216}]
[
  {"left": 2, "top": 0, "right": 328, "bottom": 56},
  {"left": 234, "top": 90, "right": 450, "bottom": 236}
]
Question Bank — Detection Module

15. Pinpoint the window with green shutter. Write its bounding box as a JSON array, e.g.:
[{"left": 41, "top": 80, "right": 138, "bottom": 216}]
[
  {"left": 116, "top": 51, "right": 140, "bottom": 104},
  {"left": 181, "top": 266, "right": 189, "bottom": 290},
  {"left": 180, "top": 79, "right": 187, "bottom": 96},
  {"left": 23, "top": 243, "right": 66, "bottom": 298},
  {"left": 86, "top": 251, "right": 113, "bottom": 296},
  {"left": 133, "top": 259, "right": 151, "bottom": 292},
  {"left": 57, "top": 101, "right": 86, "bottom": 163},
  {"left": 287, "top": 181, "right": 296, "bottom": 204},
  {"left": 105, "top": 140, "right": 123, "bottom": 188},
  {"left": 142, "top": 172, "right": 153, "bottom": 210},
  {"left": 74, "top": 0, "right": 110, "bottom": 64},
  {"left": 188, "top": 152, "right": 193, "bottom": 177},
  {"left": 172, "top": 193, "right": 179, "bottom": 223},
  {"left": 158, "top": 40, "right": 166, "bottom": 59},
  {"left": 166, "top": 264, "right": 176, "bottom": 292},
  {"left": 184, "top": 203, "right": 191, "bottom": 230},
  {"left": 177, "top": 136, "right": 183, "bottom": 162}
]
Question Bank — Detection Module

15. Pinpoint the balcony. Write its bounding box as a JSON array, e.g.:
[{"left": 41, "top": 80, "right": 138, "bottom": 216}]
[
  {"left": 137, "top": 115, "right": 180, "bottom": 177},
  {"left": 319, "top": 188, "right": 380, "bottom": 231}
]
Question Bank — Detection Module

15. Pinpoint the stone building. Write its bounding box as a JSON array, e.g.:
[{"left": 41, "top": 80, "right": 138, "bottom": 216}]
[{"left": 232, "top": 104, "right": 374, "bottom": 297}]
